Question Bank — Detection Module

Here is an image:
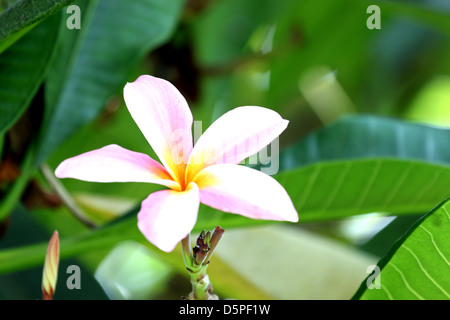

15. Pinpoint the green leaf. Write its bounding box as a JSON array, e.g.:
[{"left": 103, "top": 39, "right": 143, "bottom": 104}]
[
  {"left": 35, "top": 0, "right": 186, "bottom": 165},
  {"left": 279, "top": 115, "right": 450, "bottom": 171},
  {"left": 279, "top": 159, "right": 450, "bottom": 222},
  {"left": 0, "top": 23, "right": 36, "bottom": 55},
  {"left": 353, "top": 197, "right": 450, "bottom": 300},
  {"left": 0, "top": 0, "right": 76, "bottom": 41},
  {"left": 0, "top": 12, "right": 60, "bottom": 136},
  {"left": 195, "top": 159, "right": 450, "bottom": 228}
]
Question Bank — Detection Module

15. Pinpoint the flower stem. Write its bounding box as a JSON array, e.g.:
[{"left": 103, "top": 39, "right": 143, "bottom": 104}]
[
  {"left": 187, "top": 264, "right": 216, "bottom": 300},
  {"left": 181, "top": 234, "right": 193, "bottom": 266},
  {"left": 181, "top": 226, "right": 224, "bottom": 300}
]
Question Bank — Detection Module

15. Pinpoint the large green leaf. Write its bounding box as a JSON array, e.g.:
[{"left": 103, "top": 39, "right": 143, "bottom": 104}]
[
  {"left": 0, "top": 0, "right": 75, "bottom": 41},
  {"left": 0, "top": 12, "right": 60, "bottom": 136},
  {"left": 0, "top": 23, "right": 35, "bottom": 55},
  {"left": 35, "top": 0, "right": 186, "bottom": 165},
  {"left": 353, "top": 197, "right": 450, "bottom": 299},
  {"left": 280, "top": 159, "right": 450, "bottom": 221},
  {"left": 196, "top": 158, "right": 450, "bottom": 227},
  {"left": 279, "top": 115, "right": 450, "bottom": 171}
]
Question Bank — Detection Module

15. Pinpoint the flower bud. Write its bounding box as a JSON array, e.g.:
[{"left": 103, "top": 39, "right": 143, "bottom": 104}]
[{"left": 42, "top": 231, "right": 60, "bottom": 300}]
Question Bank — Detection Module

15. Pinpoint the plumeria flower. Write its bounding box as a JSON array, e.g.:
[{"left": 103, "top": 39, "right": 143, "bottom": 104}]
[{"left": 55, "top": 75, "right": 298, "bottom": 252}]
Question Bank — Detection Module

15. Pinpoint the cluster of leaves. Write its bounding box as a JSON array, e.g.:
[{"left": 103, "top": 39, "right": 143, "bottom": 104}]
[{"left": 0, "top": 0, "right": 449, "bottom": 299}]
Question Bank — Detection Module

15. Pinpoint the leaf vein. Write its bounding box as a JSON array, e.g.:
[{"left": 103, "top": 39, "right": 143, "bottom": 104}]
[
  {"left": 296, "top": 165, "right": 322, "bottom": 210},
  {"left": 410, "top": 167, "right": 445, "bottom": 207},
  {"left": 419, "top": 225, "right": 450, "bottom": 267},
  {"left": 443, "top": 206, "right": 450, "bottom": 220},
  {"left": 382, "top": 162, "right": 414, "bottom": 209},
  {"left": 354, "top": 160, "right": 381, "bottom": 210},
  {"left": 402, "top": 244, "right": 450, "bottom": 299},
  {"left": 381, "top": 284, "right": 394, "bottom": 300},
  {"left": 320, "top": 162, "right": 351, "bottom": 213},
  {"left": 390, "top": 262, "right": 424, "bottom": 299}
]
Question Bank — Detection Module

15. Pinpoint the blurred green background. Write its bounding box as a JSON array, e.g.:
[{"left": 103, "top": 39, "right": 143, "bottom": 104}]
[{"left": 0, "top": 0, "right": 449, "bottom": 300}]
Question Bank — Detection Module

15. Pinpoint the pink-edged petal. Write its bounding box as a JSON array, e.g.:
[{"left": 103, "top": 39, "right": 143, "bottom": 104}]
[
  {"left": 137, "top": 182, "right": 200, "bottom": 252},
  {"left": 123, "top": 75, "right": 193, "bottom": 187},
  {"left": 55, "top": 144, "right": 179, "bottom": 189},
  {"left": 186, "top": 106, "right": 288, "bottom": 182},
  {"left": 194, "top": 164, "right": 298, "bottom": 222}
]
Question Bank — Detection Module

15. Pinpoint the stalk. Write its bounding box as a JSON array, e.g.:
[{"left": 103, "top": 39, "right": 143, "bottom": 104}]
[{"left": 181, "top": 226, "right": 225, "bottom": 300}]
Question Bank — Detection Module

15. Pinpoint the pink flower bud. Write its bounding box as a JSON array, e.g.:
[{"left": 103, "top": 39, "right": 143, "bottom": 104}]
[{"left": 42, "top": 231, "right": 60, "bottom": 300}]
